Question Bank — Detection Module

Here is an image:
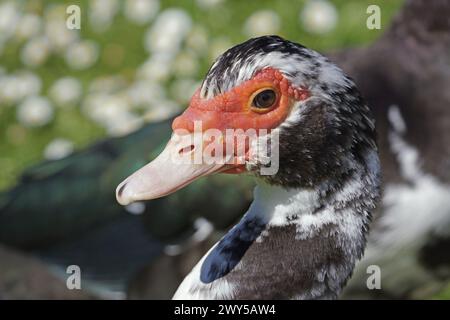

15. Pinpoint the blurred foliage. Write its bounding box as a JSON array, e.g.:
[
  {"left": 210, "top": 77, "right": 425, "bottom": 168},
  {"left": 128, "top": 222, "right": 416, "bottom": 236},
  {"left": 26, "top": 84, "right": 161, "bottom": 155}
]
[
  {"left": 432, "top": 282, "right": 450, "bottom": 300},
  {"left": 0, "top": 0, "right": 403, "bottom": 191}
]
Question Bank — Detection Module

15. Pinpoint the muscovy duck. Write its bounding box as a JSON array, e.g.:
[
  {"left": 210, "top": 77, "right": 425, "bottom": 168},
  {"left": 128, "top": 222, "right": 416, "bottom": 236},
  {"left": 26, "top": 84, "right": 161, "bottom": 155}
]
[{"left": 117, "top": 35, "right": 381, "bottom": 299}]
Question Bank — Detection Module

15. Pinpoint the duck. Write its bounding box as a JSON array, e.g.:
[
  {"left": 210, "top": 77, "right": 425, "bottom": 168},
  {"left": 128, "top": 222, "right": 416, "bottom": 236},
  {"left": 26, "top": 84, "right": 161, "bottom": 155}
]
[
  {"left": 0, "top": 117, "right": 174, "bottom": 249},
  {"left": 116, "top": 35, "right": 381, "bottom": 299}
]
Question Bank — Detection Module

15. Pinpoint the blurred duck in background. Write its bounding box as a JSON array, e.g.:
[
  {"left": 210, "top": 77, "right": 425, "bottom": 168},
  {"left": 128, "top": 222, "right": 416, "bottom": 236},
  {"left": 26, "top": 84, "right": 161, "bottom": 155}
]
[{"left": 337, "top": 0, "right": 450, "bottom": 299}]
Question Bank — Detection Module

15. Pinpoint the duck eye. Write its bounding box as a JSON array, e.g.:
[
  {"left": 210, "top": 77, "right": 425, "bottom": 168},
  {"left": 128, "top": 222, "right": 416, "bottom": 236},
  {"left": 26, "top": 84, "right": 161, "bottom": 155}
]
[{"left": 252, "top": 89, "right": 276, "bottom": 109}]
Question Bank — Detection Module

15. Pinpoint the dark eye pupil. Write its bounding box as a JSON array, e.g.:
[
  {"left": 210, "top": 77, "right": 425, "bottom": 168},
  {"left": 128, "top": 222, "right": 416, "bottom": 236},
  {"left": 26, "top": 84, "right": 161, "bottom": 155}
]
[{"left": 253, "top": 90, "right": 276, "bottom": 108}]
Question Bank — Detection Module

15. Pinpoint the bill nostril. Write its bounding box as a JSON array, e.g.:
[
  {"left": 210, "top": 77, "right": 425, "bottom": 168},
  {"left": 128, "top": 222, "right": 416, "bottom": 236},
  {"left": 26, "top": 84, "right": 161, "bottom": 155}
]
[{"left": 179, "top": 145, "right": 195, "bottom": 155}]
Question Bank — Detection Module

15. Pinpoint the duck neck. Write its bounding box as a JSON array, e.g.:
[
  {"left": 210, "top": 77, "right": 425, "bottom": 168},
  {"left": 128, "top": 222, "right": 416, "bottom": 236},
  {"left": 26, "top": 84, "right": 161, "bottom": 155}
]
[
  {"left": 236, "top": 171, "right": 374, "bottom": 299},
  {"left": 177, "top": 152, "right": 380, "bottom": 299}
]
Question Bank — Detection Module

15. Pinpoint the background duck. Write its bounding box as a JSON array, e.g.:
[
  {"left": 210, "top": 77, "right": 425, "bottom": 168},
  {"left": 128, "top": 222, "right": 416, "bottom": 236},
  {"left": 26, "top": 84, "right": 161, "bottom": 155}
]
[{"left": 338, "top": 0, "right": 450, "bottom": 298}]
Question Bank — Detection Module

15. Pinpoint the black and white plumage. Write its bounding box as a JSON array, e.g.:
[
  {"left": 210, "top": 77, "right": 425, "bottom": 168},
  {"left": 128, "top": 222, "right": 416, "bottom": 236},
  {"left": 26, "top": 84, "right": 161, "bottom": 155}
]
[
  {"left": 117, "top": 35, "right": 381, "bottom": 299},
  {"left": 200, "top": 36, "right": 378, "bottom": 189}
]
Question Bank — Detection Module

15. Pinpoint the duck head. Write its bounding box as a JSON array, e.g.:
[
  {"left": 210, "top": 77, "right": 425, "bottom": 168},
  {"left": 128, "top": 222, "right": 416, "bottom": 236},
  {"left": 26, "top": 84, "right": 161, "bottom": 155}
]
[{"left": 116, "top": 35, "right": 378, "bottom": 206}]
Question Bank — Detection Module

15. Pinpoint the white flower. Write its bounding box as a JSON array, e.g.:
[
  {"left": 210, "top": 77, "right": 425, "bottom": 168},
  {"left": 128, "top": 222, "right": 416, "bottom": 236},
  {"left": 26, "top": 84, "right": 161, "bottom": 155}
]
[
  {"left": 300, "top": 0, "right": 338, "bottom": 34},
  {"left": 17, "top": 96, "right": 54, "bottom": 128},
  {"left": 106, "top": 111, "right": 143, "bottom": 137},
  {"left": 170, "top": 78, "right": 199, "bottom": 104},
  {"left": 89, "top": 0, "right": 119, "bottom": 32},
  {"left": 172, "top": 51, "right": 199, "bottom": 77},
  {"left": 144, "top": 8, "right": 192, "bottom": 55},
  {"left": 82, "top": 93, "right": 109, "bottom": 121},
  {"left": 82, "top": 93, "right": 124, "bottom": 123},
  {"left": 0, "top": 74, "right": 20, "bottom": 105},
  {"left": 0, "top": 2, "right": 20, "bottom": 41},
  {"left": 137, "top": 54, "right": 173, "bottom": 82},
  {"left": 17, "top": 71, "right": 42, "bottom": 99},
  {"left": 89, "top": 75, "right": 127, "bottom": 93},
  {"left": 21, "top": 36, "right": 51, "bottom": 67},
  {"left": 46, "top": 20, "right": 79, "bottom": 52},
  {"left": 44, "top": 138, "right": 74, "bottom": 160},
  {"left": 49, "top": 77, "right": 82, "bottom": 107},
  {"left": 127, "top": 79, "right": 165, "bottom": 108},
  {"left": 0, "top": 71, "right": 41, "bottom": 105},
  {"left": 82, "top": 93, "right": 138, "bottom": 136},
  {"left": 196, "top": 0, "right": 225, "bottom": 9},
  {"left": 143, "top": 99, "right": 181, "bottom": 121},
  {"left": 186, "top": 25, "right": 209, "bottom": 55},
  {"left": 44, "top": 4, "right": 79, "bottom": 51},
  {"left": 15, "top": 14, "right": 42, "bottom": 41},
  {"left": 65, "top": 40, "right": 99, "bottom": 70},
  {"left": 124, "top": 0, "right": 159, "bottom": 25},
  {"left": 82, "top": 93, "right": 143, "bottom": 136},
  {"left": 20, "top": 73, "right": 41, "bottom": 94},
  {"left": 243, "top": 10, "right": 281, "bottom": 38}
]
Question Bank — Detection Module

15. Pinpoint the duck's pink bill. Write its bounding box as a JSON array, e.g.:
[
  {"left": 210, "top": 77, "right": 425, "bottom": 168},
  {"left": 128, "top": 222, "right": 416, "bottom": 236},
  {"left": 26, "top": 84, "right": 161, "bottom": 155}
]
[{"left": 116, "top": 133, "right": 236, "bottom": 206}]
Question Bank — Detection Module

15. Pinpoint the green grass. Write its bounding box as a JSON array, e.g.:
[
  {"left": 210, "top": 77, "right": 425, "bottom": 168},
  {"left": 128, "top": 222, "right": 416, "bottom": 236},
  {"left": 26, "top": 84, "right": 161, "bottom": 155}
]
[{"left": 432, "top": 282, "right": 450, "bottom": 299}]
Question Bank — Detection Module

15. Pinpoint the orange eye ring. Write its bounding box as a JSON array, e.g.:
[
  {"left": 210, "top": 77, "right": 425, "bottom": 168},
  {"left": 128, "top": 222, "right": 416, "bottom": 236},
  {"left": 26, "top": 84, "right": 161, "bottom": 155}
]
[{"left": 248, "top": 87, "right": 279, "bottom": 113}]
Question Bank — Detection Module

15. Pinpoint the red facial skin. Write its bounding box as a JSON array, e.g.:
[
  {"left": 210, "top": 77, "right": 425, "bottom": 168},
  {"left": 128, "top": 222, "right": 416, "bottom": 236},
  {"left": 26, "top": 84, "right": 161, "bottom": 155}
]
[
  {"left": 172, "top": 68, "right": 309, "bottom": 132},
  {"left": 172, "top": 68, "right": 310, "bottom": 173}
]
